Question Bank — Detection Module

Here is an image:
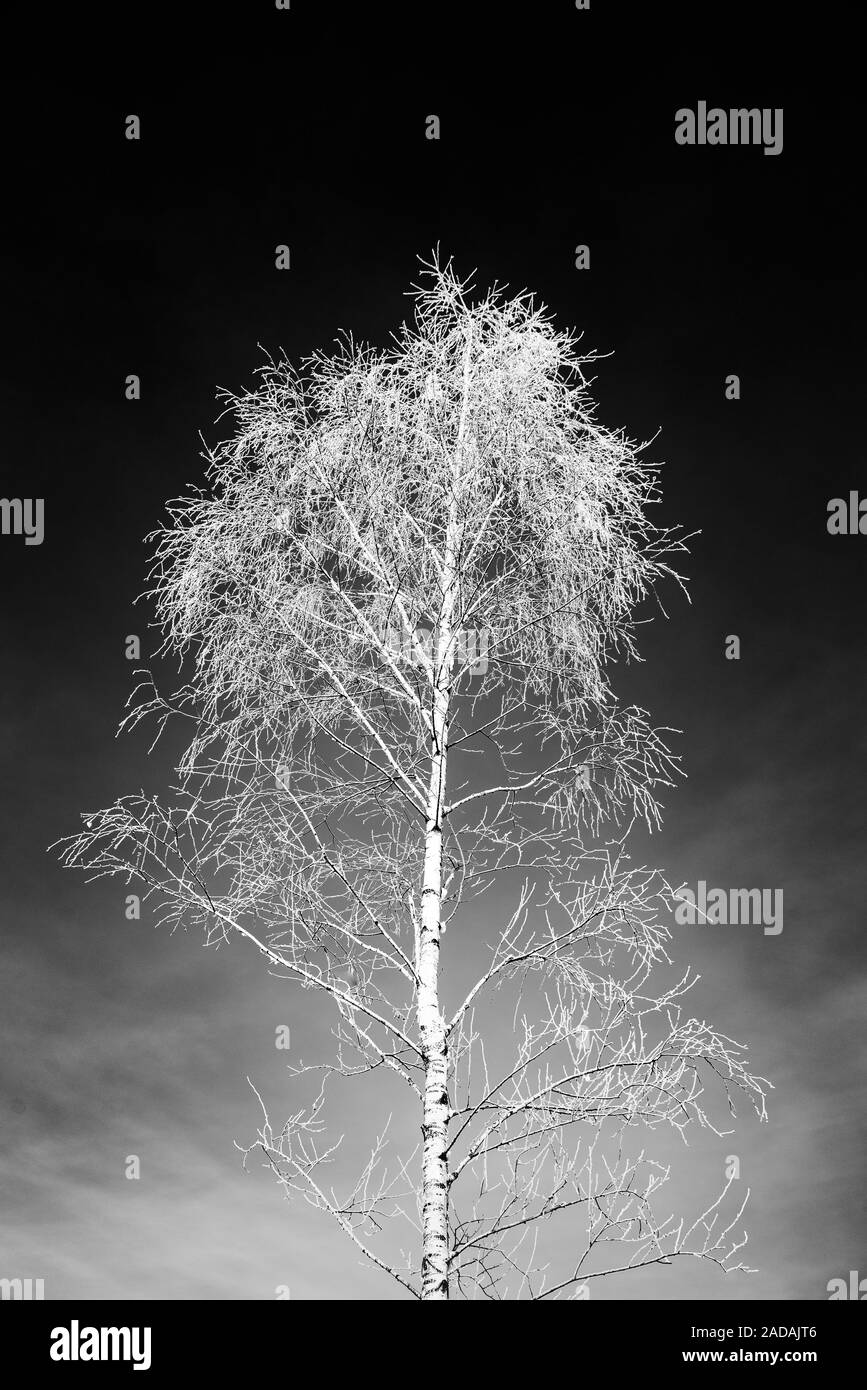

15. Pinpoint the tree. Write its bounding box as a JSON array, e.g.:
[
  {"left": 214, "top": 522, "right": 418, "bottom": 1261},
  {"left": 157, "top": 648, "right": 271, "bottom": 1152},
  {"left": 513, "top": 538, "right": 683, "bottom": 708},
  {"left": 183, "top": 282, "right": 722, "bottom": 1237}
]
[{"left": 57, "top": 255, "right": 768, "bottom": 1300}]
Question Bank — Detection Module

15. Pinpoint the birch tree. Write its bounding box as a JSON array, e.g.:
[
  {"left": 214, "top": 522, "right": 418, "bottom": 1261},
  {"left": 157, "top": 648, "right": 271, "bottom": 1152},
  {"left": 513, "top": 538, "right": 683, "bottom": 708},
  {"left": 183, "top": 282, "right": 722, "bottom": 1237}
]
[{"left": 57, "top": 256, "right": 768, "bottom": 1300}]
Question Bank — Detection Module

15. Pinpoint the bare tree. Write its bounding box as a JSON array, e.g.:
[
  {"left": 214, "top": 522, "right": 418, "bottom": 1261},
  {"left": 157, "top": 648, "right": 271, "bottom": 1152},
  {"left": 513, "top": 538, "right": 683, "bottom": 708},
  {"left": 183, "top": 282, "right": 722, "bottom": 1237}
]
[{"left": 57, "top": 256, "right": 768, "bottom": 1300}]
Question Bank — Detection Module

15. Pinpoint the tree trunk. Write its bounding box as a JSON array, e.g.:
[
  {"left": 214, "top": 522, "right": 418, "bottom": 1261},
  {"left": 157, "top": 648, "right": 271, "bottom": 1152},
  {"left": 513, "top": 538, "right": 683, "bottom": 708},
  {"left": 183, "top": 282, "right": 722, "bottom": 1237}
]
[
  {"left": 417, "top": 323, "right": 472, "bottom": 1299},
  {"left": 418, "top": 691, "right": 450, "bottom": 1300}
]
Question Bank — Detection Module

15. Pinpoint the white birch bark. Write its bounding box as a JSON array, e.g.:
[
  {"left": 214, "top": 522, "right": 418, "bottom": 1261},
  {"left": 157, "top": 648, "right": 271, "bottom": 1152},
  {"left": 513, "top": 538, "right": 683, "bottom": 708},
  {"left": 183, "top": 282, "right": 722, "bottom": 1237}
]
[
  {"left": 418, "top": 694, "right": 450, "bottom": 1299},
  {"left": 417, "top": 325, "right": 472, "bottom": 1299}
]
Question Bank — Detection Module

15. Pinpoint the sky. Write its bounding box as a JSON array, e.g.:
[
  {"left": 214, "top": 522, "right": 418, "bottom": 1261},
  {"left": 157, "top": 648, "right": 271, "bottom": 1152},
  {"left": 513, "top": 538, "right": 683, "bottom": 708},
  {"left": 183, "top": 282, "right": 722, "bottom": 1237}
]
[{"left": 1, "top": 9, "right": 865, "bottom": 1301}]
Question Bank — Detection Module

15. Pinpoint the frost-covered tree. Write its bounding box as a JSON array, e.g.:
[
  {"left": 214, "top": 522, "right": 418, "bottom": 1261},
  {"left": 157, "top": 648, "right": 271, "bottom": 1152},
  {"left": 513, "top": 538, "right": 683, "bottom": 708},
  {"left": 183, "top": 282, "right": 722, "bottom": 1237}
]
[{"left": 58, "top": 256, "right": 767, "bottom": 1300}]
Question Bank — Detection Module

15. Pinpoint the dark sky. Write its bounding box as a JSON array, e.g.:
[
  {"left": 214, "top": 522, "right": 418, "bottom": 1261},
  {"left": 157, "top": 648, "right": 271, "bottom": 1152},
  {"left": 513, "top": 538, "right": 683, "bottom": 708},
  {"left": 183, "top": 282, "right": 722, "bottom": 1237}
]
[{"left": 1, "top": 6, "right": 864, "bottom": 1299}]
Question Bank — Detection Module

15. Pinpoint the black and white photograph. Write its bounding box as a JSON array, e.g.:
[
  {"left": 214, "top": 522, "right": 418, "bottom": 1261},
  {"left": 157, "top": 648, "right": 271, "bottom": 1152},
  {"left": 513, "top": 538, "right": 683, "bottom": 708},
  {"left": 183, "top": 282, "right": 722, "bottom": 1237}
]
[{"left": 1, "top": 0, "right": 864, "bottom": 1361}]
